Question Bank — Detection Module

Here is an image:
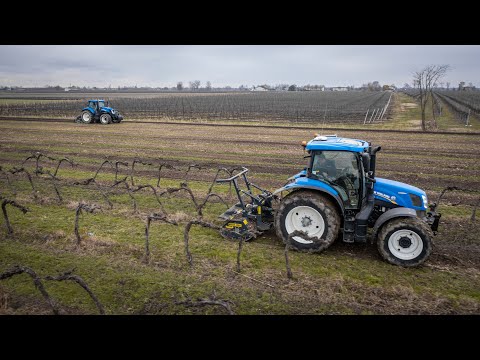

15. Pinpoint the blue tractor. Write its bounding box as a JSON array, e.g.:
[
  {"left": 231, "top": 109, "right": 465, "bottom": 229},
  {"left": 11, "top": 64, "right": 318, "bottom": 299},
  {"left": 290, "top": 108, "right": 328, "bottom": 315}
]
[
  {"left": 75, "top": 99, "right": 123, "bottom": 125},
  {"left": 216, "top": 134, "right": 441, "bottom": 267}
]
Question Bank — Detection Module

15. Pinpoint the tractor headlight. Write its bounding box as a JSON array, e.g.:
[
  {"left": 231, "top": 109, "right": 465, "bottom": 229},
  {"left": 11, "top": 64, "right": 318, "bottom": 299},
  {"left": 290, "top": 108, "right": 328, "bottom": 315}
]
[
  {"left": 422, "top": 195, "right": 428, "bottom": 209},
  {"left": 409, "top": 194, "right": 423, "bottom": 207},
  {"left": 111, "top": 109, "right": 116, "bottom": 114}
]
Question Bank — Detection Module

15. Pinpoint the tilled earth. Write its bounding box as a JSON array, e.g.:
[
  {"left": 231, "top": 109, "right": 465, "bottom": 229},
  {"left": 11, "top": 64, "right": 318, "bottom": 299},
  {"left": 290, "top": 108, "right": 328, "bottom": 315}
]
[{"left": 0, "top": 119, "right": 479, "bottom": 314}]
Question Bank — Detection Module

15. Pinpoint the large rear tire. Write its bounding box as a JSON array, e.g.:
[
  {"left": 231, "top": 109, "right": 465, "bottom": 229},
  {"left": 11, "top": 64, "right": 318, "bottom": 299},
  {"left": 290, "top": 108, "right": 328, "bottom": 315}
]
[
  {"left": 81, "top": 111, "right": 93, "bottom": 124},
  {"left": 275, "top": 190, "right": 340, "bottom": 252},
  {"left": 377, "top": 217, "right": 433, "bottom": 267},
  {"left": 99, "top": 113, "right": 111, "bottom": 125}
]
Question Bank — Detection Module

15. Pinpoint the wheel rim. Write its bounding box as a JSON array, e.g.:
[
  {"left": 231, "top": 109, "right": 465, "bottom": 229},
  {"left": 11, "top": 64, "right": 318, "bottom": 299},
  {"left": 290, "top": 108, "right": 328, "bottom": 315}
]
[
  {"left": 82, "top": 112, "right": 91, "bottom": 122},
  {"left": 388, "top": 229, "right": 423, "bottom": 260},
  {"left": 100, "top": 115, "right": 108, "bottom": 124},
  {"left": 285, "top": 206, "right": 325, "bottom": 244}
]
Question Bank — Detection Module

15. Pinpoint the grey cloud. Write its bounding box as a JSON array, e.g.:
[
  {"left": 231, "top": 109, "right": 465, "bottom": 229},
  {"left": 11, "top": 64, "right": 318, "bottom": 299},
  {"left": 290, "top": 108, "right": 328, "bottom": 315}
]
[{"left": 0, "top": 45, "right": 479, "bottom": 87}]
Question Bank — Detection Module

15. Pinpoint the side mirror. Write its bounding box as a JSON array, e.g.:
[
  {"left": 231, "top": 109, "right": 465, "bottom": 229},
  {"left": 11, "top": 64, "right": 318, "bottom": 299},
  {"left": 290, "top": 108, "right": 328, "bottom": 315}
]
[{"left": 361, "top": 153, "right": 370, "bottom": 173}]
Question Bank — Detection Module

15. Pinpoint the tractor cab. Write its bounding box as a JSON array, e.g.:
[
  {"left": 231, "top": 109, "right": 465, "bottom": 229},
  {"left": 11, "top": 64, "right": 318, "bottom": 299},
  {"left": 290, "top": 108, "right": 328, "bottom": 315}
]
[
  {"left": 308, "top": 136, "right": 377, "bottom": 210},
  {"left": 87, "top": 100, "right": 106, "bottom": 113},
  {"left": 310, "top": 148, "right": 362, "bottom": 209},
  {"left": 292, "top": 135, "right": 371, "bottom": 212}
]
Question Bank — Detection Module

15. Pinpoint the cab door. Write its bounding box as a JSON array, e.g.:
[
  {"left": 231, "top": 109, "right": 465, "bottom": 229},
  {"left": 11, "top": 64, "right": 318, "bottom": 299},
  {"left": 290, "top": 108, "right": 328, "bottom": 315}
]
[{"left": 310, "top": 150, "right": 362, "bottom": 210}]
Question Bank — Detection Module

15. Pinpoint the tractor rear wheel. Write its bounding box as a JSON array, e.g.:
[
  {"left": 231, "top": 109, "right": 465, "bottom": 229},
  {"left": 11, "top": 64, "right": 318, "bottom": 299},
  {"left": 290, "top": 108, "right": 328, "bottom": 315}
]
[
  {"left": 275, "top": 190, "right": 340, "bottom": 252},
  {"left": 377, "top": 217, "right": 433, "bottom": 267},
  {"left": 81, "top": 111, "right": 93, "bottom": 124},
  {"left": 100, "top": 113, "right": 111, "bottom": 125}
]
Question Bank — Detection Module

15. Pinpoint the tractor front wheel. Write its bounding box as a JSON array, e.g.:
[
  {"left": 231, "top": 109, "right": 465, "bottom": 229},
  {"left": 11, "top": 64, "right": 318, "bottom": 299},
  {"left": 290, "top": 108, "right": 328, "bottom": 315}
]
[
  {"left": 100, "top": 113, "right": 112, "bottom": 125},
  {"left": 81, "top": 111, "right": 93, "bottom": 124},
  {"left": 275, "top": 190, "right": 340, "bottom": 252},
  {"left": 377, "top": 217, "right": 433, "bottom": 267}
]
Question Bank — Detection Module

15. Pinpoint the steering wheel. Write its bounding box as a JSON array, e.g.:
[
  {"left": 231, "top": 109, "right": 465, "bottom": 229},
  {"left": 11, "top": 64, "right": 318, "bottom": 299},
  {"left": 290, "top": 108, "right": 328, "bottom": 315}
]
[
  {"left": 315, "top": 171, "right": 336, "bottom": 184},
  {"left": 335, "top": 174, "right": 356, "bottom": 189}
]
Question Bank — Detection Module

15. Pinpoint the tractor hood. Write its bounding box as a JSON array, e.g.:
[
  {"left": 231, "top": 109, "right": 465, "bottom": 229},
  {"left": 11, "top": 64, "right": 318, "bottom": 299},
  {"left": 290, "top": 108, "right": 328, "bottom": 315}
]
[
  {"left": 101, "top": 106, "right": 115, "bottom": 112},
  {"left": 374, "top": 177, "right": 428, "bottom": 210}
]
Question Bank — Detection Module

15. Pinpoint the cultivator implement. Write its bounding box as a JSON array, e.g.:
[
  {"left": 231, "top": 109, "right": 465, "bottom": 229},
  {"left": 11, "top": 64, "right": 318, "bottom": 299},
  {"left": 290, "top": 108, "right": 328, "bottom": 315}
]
[{"left": 216, "top": 167, "right": 277, "bottom": 241}]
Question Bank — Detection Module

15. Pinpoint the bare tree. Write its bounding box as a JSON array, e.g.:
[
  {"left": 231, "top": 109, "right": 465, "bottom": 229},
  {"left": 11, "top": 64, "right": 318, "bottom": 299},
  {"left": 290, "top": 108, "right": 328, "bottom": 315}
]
[
  {"left": 189, "top": 80, "right": 201, "bottom": 91},
  {"left": 367, "top": 81, "right": 381, "bottom": 91},
  {"left": 177, "top": 82, "right": 183, "bottom": 91},
  {"left": 413, "top": 65, "right": 450, "bottom": 131},
  {"left": 205, "top": 81, "right": 212, "bottom": 91}
]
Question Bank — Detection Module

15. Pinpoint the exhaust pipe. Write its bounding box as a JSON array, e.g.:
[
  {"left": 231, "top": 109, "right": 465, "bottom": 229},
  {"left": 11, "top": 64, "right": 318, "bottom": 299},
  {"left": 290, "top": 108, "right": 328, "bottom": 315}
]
[
  {"left": 355, "top": 145, "right": 381, "bottom": 242},
  {"left": 369, "top": 146, "right": 381, "bottom": 178}
]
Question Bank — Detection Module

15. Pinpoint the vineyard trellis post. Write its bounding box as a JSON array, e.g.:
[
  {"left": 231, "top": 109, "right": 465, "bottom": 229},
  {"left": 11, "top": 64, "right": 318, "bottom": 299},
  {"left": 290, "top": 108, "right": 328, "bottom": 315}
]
[
  {"left": 363, "top": 108, "right": 370, "bottom": 125},
  {"left": 369, "top": 108, "right": 377, "bottom": 123},
  {"left": 380, "top": 92, "right": 393, "bottom": 121}
]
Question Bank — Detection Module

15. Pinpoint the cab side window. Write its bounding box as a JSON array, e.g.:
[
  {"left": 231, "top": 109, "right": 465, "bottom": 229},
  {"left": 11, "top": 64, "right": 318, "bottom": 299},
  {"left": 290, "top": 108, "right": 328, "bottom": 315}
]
[{"left": 312, "top": 151, "right": 360, "bottom": 209}]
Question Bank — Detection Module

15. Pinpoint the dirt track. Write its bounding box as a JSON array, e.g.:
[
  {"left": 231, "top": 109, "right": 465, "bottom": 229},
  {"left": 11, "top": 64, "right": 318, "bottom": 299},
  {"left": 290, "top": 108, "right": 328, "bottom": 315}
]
[{"left": 1, "top": 116, "right": 479, "bottom": 136}]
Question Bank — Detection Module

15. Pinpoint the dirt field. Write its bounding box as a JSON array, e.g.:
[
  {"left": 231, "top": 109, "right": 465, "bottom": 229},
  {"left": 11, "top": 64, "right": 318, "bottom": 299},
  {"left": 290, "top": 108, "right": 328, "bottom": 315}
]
[{"left": 0, "top": 118, "right": 479, "bottom": 315}]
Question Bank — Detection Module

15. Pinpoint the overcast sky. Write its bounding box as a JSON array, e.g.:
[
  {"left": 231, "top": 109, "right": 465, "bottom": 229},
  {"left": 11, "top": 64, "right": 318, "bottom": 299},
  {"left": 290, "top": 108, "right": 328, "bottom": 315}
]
[{"left": 0, "top": 45, "right": 478, "bottom": 88}]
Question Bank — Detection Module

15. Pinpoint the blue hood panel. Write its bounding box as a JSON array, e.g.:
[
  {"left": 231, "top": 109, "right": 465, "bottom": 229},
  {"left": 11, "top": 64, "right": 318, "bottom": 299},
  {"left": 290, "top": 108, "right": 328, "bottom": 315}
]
[{"left": 374, "top": 177, "right": 427, "bottom": 210}]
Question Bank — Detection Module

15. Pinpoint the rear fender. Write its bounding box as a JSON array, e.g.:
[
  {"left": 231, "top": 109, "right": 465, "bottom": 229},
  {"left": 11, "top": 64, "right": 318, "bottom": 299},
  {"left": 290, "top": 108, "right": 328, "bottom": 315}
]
[
  {"left": 82, "top": 107, "right": 95, "bottom": 114},
  {"left": 273, "top": 183, "right": 345, "bottom": 214}
]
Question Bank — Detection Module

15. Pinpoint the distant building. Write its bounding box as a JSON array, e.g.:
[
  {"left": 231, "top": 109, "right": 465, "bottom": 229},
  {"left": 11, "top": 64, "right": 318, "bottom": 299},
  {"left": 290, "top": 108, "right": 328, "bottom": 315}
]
[
  {"left": 330, "top": 87, "right": 349, "bottom": 91},
  {"left": 383, "top": 85, "right": 397, "bottom": 91},
  {"left": 251, "top": 85, "right": 270, "bottom": 91},
  {"left": 303, "top": 85, "right": 325, "bottom": 91}
]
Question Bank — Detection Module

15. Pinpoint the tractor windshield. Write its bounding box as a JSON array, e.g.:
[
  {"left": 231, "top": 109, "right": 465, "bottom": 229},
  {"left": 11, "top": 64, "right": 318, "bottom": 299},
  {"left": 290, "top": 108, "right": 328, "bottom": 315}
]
[
  {"left": 98, "top": 101, "right": 105, "bottom": 108},
  {"left": 311, "top": 151, "right": 360, "bottom": 209}
]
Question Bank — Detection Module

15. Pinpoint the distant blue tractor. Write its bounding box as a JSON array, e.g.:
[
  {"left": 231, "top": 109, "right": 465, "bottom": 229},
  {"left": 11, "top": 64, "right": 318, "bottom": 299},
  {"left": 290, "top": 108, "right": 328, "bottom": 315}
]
[
  {"left": 75, "top": 99, "right": 123, "bottom": 125},
  {"left": 216, "top": 134, "right": 441, "bottom": 267}
]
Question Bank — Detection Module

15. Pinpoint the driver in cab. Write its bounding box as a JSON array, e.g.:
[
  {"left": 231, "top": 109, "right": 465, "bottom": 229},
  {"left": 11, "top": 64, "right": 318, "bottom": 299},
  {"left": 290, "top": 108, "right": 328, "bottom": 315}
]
[{"left": 312, "top": 153, "right": 336, "bottom": 181}]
